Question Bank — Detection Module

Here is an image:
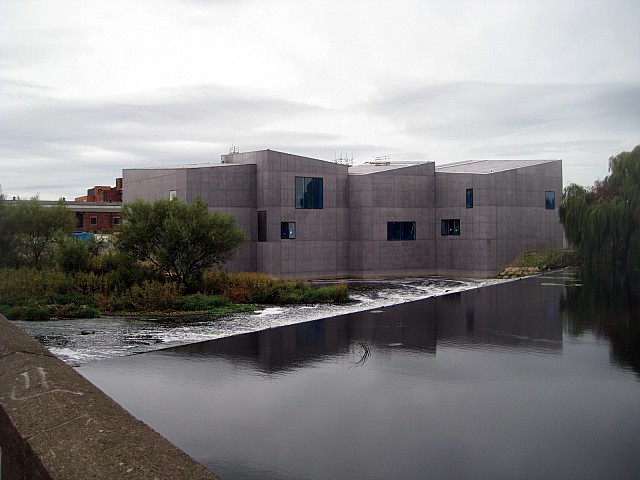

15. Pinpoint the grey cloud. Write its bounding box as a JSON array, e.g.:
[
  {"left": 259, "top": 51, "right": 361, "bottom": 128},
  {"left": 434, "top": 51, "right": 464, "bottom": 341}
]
[
  {"left": 0, "top": 83, "right": 335, "bottom": 198},
  {"left": 367, "top": 82, "right": 640, "bottom": 141}
]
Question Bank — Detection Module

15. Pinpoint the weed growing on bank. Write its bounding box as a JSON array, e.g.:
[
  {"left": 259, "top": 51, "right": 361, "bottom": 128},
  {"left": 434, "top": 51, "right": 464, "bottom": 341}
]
[
  {"left": 510, "top": 250, "right": 578, "bottom": 270},
  {"left": 0, "top": 267, "right": 350, "bottom": 321},
  {"left": 199, "top": 271, "right": 349, "bottom": 304}
]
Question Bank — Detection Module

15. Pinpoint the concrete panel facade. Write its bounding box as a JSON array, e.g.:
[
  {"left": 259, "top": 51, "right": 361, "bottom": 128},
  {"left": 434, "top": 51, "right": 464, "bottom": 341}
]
[
  {"left": 122, "top": 150, "right": 563, "bottom": 279},
  {"left": 348, "top": 163, "right": 436, "bottom": 277},
  {"left": 435, "top": 160, "right": 564, "bottom": 277},
  {"left": 222, "top": 150, "right": 351, "bottom": 279}
]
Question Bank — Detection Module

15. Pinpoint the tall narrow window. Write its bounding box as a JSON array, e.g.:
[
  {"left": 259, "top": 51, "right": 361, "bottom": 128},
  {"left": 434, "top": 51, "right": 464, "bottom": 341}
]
[
  {"left": 169, "top": 190, "right": 177, "bottom": 201},
  {"left": 387, "top": 222, "right": 416, "bottom": 241},
  {"left": 258, "top": 211, "right": 267, "bottom": 242},
  {"left": 441, "top": 219, "right": 460, "bottom": 236},
  {"left": 466, "top": 188, "right": 473, "bottom": 208},
  {"left": 281, "top": 222, "right": 296, "bottom": 239},
  {"left": 545, "top": 191, "right": 555, "bottom": 210},
  {"left": 295, "top": 177, "right": 323, "bottom": 209}
]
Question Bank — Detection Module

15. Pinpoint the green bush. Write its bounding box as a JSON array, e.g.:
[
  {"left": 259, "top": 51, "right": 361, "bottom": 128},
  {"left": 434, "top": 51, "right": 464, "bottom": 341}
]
[
  {"left": 511, "top": 250, "right": 578, "bottom": 270},
  {"left": 56, "top": 237, "right": 96, "bottom": 272},
  {"left": 176, "top": 293, "right": 230, "bottom": 311},
  {"left": 128, "top": 280, "right": 181, "bottom": 311},
  {"left": 1, "top": 305, "right": 51, "bottom": 321}
]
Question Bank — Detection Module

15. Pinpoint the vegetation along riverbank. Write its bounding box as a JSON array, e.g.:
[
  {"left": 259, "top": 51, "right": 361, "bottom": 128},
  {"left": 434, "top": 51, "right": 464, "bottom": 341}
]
[
  {"left": 0, "top": 196, "right": 348, "bottom": 321},
  {"left": 0, "top": 268, "right": 349, "bottom": 321}
]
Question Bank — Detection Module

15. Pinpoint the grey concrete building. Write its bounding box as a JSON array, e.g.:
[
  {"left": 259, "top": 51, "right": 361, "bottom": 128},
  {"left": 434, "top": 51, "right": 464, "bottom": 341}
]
[{"left": 123, "top": 149, "right": 563, "bottom": 279}]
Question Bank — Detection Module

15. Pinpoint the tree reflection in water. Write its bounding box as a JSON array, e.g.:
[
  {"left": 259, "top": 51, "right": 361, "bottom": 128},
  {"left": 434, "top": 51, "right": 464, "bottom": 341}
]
[{"left": 562, "top": 268, "right": 640, "bottom": 376}]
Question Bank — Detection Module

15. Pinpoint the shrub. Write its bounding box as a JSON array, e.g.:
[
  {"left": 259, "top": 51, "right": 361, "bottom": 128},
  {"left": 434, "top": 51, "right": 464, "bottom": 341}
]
[
  {"left": 128, "top": 280, "right": 181, "bottom": 311},
  {"left": 56, "top": 237, "right": 96, "bottom": 272},
  {"left": 176, "top": 293, "right": 230, "bottom": 311},
  {"left": 1, "top": 305, "right": 51, "bottom": 321}
]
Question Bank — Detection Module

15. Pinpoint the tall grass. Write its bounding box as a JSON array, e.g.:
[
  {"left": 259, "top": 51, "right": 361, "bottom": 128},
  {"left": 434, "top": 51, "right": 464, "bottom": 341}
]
[
  {"left": 0, "top": 267, "right": 350, "bottom": 321},
  {"left": 199, "top": 271, "right": 349, "bottom": 304}
]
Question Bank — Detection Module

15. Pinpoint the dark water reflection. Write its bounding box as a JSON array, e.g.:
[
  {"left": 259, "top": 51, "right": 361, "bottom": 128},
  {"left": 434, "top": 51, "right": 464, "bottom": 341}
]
[{"left": 79, "top": 272, "right": 640, "bottom": 480}]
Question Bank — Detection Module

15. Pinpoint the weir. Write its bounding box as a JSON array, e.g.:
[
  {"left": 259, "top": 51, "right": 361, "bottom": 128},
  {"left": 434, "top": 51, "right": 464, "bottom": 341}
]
[{"left": 0, "top": 314, "right": 219, "bottom": 480}]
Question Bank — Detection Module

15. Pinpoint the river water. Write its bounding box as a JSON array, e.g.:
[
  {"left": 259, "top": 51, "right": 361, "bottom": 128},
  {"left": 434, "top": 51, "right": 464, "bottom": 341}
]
[
  {"left": 73, "top": 271, "right": 640, "bottom": 480},
  {"left": 14, "top": 277, "right": 499, "bottom": 365}
]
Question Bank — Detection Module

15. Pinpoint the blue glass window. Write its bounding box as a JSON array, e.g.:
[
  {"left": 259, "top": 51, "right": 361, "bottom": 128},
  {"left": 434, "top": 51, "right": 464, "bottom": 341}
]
[
  {"left": 281, "top": 222, "right": 296, "bottom": 239},
  {"left": 466, "top": 188, "right": 473, "bottom": 208},
  {"left": 545, "top": 191, "right": 555, "bottom": 210},
  {"left": 387, "top": 222, "right": 416, "bottom": 241},
  {"left": 295, "top": 177, "right": 323, "bottom": 209},
  {"left": 441, "top": 219, "right": 460, "bottom": 236}
]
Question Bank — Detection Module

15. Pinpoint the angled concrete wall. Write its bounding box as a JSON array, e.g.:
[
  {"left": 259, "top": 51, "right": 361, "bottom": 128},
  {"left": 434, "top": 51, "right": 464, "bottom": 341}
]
[
  {"left": 348, "top": 163, "right": 436, "bottom": 277},
  {"left": 223, "top": 150, "right": 351, "bottom": 279},
  {"left": 122, "top": 151, "right": 563, "bottom": 279},
  {"left": 0, "top": 314, "right": 219, "bottom": 480},
  {"left": 435, "top": 160, "right": 564, "bottom": 276}
]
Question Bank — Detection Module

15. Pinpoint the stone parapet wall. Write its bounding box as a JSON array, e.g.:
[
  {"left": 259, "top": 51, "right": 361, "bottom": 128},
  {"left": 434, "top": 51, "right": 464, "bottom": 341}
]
[{"left": 0, "top": 314, "right": 219, "bottom": 480}]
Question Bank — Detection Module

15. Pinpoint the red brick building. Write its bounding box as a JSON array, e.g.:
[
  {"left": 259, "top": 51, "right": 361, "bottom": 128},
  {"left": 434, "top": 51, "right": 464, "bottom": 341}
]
[
  {"left": 75, "top": 178, "right": 123, "bottom": 203},
  {"left": 72, "top": 203, "right": 122, "bottom": 233}
]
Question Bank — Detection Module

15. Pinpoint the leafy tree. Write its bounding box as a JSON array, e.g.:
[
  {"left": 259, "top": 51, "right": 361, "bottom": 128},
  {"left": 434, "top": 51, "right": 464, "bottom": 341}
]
[
  {"left": 1, "top": 197, "right": 75, "bottom": 268},
  {"left": 116, "top": 198, "right": 247, "bottom": 287},
  {"left": 560, "top": 145, "right": 640, "bottom": 269},
  {"left": 0, "top": 191, "right": 15, "bottom": 267},
  {"left": 56, "top": 236, "right": 104, "bottom": 272}
]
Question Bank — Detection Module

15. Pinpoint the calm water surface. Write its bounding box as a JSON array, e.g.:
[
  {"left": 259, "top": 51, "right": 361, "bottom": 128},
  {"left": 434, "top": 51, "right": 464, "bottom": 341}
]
[{"left": 79, "top": 272, "right": 640, "bottom": 480}]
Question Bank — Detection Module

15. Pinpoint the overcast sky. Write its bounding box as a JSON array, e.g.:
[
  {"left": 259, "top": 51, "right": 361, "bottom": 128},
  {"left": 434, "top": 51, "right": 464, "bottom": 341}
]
[{"left": 1, "top": 0, "right": 639, "bottom": 200}]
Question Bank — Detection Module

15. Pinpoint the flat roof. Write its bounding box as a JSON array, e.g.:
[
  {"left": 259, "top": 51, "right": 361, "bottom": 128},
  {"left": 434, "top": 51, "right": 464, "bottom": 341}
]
[
  {"left": 123, "top": 162, "right": 242, "bottom": 170},
  {"left": 349, "top": 162, "right": 431, "bottom": 175},
  {"left": 435, "top": 159, "right": 559, "bottom": 174}
]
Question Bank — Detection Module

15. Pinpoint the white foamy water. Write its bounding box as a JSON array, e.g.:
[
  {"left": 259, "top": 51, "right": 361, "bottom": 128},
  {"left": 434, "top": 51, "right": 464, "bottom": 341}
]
[{"left": 13, "top": 277, "right": 508, "bottom": 365}]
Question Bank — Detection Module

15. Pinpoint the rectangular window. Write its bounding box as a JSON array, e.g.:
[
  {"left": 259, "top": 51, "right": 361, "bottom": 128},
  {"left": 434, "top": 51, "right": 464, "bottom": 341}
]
[
  {"left": 169, "top": 190, "right": 177, "bottom": 201},
  {"left": 387, "top": 221, "right": 416, "bottom": 241},
  {"left": 281, "top": 222, "right": 296, "bottom": 239},
  {"left": 113, "top": 217, "right": 120, "bottom": 225},
  {"left": 295, "top": 177, "right": 323, "bottom": 209},
  {"left": 90, "top": 216, "right": 97, "bottom": 226},
  {"left": 441, "top": 219, "right": 460, "bottom": 236},
  {"left": 258, "top": 211, "right": 267, "bottom": 242},
  {"left": 75, "top": 213, "right": 83, "bottom": 228},
  {"left": 466, "top": 188, "right": 473, "bottom": 208},
  {"left": 545, "top": 191, "right": 555, "bottom": 210}
]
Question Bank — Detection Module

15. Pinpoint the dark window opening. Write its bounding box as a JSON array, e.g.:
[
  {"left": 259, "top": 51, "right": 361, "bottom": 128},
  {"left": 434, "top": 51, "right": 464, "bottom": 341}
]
[
  {"left": 441, "top": 219, "right": 460, "bottom": 236},
  {"left": 90, "top": 217, "right": 97, "bottom": 226},
  {"left": 387, "top": 221, "right": 416, "bottom": 241},
  {"left": 545, "top": 191, "right": 555, "bottom": 210},
  {"left": 113, "top": 217, "right": 120, "bottom": 225},
  {"left": 281, "top": 222, "right": 296, "bottom": 239},
  {"left": 75, "top": 213, "right": 83, "bottom": 228},
  {"left": 466, "top": 188, "right": 473, "bottom": 208},
  {"left": 295, "top": 177, "right": 323, "bottom": 209},
  {"left": 258, "top": 211, "right": 267, "bottom": 242}
]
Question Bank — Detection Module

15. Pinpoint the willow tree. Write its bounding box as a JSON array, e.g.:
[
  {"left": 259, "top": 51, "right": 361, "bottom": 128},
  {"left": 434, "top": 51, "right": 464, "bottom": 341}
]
[
  {"left": 117, "top": 198, "right": 246, "bottom": 288},
  {"left": 560, "top": 145, "right": 640, "bottom": 269}
]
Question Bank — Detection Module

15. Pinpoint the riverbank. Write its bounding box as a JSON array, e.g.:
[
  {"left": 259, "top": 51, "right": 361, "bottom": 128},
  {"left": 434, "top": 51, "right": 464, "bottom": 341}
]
[
  {"left": 13, "top": 276, "right": 506, "bottom": 365},
  {"left": 0, "top": 268, "right": 349, "bottom": 321}
]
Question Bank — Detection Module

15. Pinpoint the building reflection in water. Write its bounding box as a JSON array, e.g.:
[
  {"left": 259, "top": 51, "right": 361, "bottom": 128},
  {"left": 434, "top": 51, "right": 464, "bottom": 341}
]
[{"left": 172, "top": 278, "right": 564, "bottom": 374}]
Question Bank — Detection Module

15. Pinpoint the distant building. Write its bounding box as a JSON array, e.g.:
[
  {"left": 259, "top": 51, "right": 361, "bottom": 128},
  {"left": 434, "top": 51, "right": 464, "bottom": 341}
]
[
  {"left": 5, "top": 200, "right": 122, "bottom": 234},
  {"left": 122, "top": 149, "right": 563, "bottom": 279},
  {"left": 69, "top": 202, "right": 122, "bottom": 233},
  {"left": 75, "top": 178, "right": 123, "bottom": 203}
]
